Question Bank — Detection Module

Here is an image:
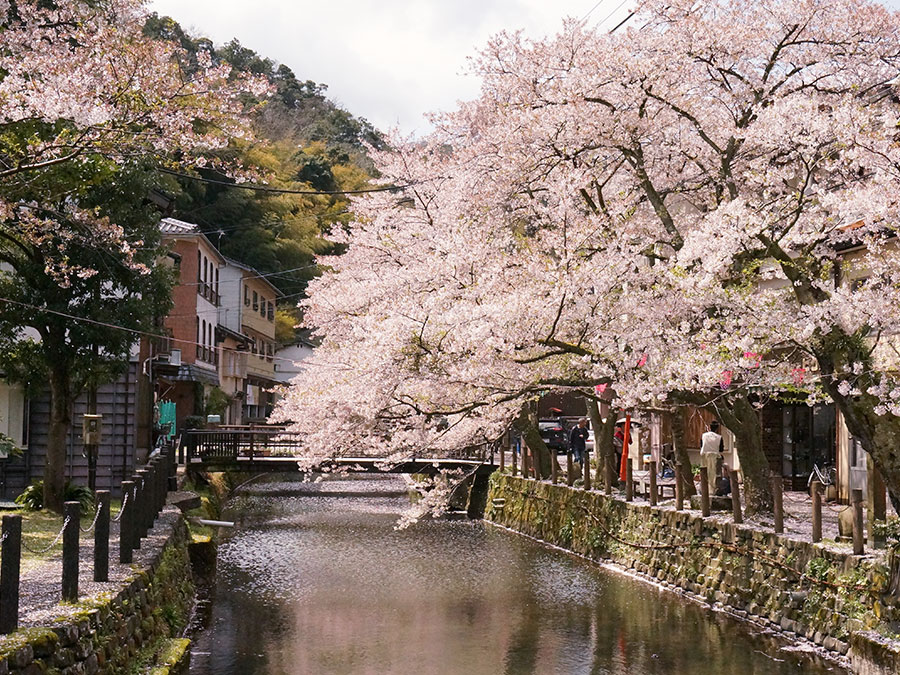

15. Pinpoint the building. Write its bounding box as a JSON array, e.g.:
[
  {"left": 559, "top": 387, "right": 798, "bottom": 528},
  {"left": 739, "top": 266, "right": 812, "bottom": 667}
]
[
  {"left": 156, "top": 218, "right": 226, "bottom": 431},
  {"left": 219, "top": 257, "right": 280, "bottom": 422}
]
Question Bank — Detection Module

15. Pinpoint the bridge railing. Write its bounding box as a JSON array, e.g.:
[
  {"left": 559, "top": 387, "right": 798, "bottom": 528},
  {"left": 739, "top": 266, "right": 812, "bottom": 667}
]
[
  {"left": 182, "top": 428, "right": 302, "bottom": 463},
  {"left": 180, "top": 428, "right": 496, "bottom": 465}
]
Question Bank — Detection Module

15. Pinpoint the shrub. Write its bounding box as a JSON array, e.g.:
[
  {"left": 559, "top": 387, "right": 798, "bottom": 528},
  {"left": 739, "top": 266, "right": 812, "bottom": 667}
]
[{"left": 15, "top": 480, "right": 95, "bottom": 512}]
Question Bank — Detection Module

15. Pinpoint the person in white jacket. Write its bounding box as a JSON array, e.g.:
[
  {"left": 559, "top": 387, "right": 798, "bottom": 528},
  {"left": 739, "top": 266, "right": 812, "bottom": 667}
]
[{"left": 700, "top": 421, "right": 725, "bottom": 495}]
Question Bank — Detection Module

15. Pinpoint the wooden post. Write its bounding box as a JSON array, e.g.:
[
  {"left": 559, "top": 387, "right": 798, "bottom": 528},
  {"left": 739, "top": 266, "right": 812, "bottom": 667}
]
[
  {"left": 625, "top": 461, "right": 633, "bottom": 502},
  {"left": 811, "top": 480, "right": 822, "bottom": 543},
  {"left": 772, "top": 476, "right": 784, "bottom": 534},
  {"left": 136, "top": 469, "right": 151, "bottom": 535},
  {"left": 868, "top": 456, "right": 887, "bottom": 549},
  {"left": 133, "top": 472, "right": 146, "bottom": 544},
  {"left": 605, "top": 456, "right": 613, "bottom": 496},
  {"left": 94, "top": 491, "right": 110, "bottom": 582},
  {"left": 62, "top": 502, "right": 80, "bottom": 602},
  {"left": 649, "top": 460, "right": 658, "bottom": 507},
  {"left": 119, "top": 481, "right": 134, "bottom": 564},
  {"left": 551, "top": 452, "right": 558, "bottom": 484},
  {"left": 675, "top": 463, "right": 684, "bottom": 511},
  {"left": 730, "top": 470, "right": 743, "bottom": 525},
  {"left": 0, "top": 515, "right": 21, "bottom": 633},
  {"left": 583, "top": 449, "right": 591, "bottom": 491},
  {"left": 852, "top": 489, "right": 865, "bottom": 556},
  {"left": 511, "top": 441, "right": 518, "bottom": 476},
  {"left": 499, "top": 443, "right": 506, "bottom": 472},
  {"left": 566, "top": 452, "right": 575, "bottom": 487},
  {"left": 699, "top": 467, "right": 710, "bottom": 517}
]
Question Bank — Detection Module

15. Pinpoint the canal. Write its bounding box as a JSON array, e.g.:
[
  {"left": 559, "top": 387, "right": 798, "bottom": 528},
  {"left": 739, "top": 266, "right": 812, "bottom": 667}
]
[{"left": 189, "top": 475, "right": 846, "bottom": 674}]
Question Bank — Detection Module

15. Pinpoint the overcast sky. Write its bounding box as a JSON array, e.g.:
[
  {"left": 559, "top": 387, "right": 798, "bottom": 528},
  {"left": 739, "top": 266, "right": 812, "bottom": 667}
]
[
  {"left": 148, "top": 0, "right": 634, "bottom": 136},
  {"left": 149, "top": 0, "right": 900, "bottom": 137}
]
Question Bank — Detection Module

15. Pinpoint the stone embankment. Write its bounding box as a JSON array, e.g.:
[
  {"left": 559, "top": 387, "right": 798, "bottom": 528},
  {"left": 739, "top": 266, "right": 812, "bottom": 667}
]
[
  {"left": 0, "top": 508, "right": 195, "bottom": 675},
  {"left": 486, "top": 473, "right": 900, "bottom": 675}
]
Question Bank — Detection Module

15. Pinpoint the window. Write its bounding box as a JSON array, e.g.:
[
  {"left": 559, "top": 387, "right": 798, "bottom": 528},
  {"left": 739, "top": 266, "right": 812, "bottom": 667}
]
[
  {"left": 244, "top": 284, "right": 250, "bottom": 306},
  {"left": 252, "top": 291, "right": 258, "bottom": 311},
  {"left": 267, "top": 302, "right": 274, "bottom": 321},
  {"left": 260, "top": 298, "right": 266, "bottom": 317}
]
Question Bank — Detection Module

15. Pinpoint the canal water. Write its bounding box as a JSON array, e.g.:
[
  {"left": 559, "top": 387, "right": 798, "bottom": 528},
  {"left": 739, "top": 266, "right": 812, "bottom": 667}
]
[{"left": 189, "top": 475, "right": 847, "bottom": 675}]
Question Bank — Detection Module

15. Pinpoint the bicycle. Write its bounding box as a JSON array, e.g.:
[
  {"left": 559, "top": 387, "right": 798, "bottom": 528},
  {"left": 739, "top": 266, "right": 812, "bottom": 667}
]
[{"left": 807, "top": 462, "right": 836, "bottom": 495}]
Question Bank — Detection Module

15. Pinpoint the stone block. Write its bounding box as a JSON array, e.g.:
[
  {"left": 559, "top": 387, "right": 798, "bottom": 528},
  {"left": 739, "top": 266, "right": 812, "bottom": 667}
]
[
  {"left": 11, "top": 645, "right": 34, "bottom": 669},
  {"left": 53, "top": 647, "right": 76, "bottom": 668}
]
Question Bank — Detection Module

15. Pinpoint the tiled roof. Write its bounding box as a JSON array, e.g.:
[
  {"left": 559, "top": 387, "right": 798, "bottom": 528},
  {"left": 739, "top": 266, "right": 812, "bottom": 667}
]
[{"left": 160, "top": 217, "right": 199, "bottom": 235}]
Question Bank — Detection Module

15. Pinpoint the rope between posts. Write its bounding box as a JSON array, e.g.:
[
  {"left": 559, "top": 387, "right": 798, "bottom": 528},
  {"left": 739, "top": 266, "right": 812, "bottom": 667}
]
[
  {"left": 21, "top": 516, "right": 70, "bottom": 555},
  {"left": 111, "top": 489, "right": 131, "bottom": 523},
  {"left": 80, "top": 502, "right": 103, "bottom": 533}
]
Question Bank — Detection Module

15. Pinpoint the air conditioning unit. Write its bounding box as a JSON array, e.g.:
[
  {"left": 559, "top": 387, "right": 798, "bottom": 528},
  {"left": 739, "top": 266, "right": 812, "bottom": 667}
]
[{"left": 169, "top": 349, "right": 182, "bottom": 366}]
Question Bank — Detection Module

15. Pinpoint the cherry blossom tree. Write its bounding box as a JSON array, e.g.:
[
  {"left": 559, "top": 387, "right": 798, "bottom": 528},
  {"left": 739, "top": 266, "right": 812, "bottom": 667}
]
[
  {"left": 278, "top": 0, "right": 900, "bottom": 513},
  {"left": 0, "top": 0, "right": 268, "bottom": 511}
]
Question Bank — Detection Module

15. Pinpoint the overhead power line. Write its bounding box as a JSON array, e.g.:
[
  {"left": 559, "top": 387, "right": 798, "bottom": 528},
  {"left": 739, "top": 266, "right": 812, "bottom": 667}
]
[
  {"left": 0, "top": 297, "right": 303, "bottom": 366},
  {"left": 158, "top": 168, "right": 413, "bottom": 196}
]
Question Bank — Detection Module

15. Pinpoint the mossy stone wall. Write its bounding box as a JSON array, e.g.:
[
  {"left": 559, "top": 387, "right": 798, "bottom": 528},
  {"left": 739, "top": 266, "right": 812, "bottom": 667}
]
[
  {"left": 0, "top": 515, "right": 195, "bottom": 675},
  {"left": 487, "top": 474, "right": 900, "bottom": 674}
]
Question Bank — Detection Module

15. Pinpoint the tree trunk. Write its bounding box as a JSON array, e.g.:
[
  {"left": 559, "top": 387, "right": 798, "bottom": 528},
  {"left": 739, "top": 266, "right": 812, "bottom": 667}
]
[
  {"left": 514, "top": 405, "right": 552, "bottom": 480},
  {"left": 45, "top": 362, "right": 72, "bottom": 513},
  {"left": 711, "top": 395, "right": 773, "bottom": 515},
  {"left": 586, "top": 398, "right": 616, "bottom": 487},
  {"left": 670, "top": 409, "right": 697, "bottom": 497}
]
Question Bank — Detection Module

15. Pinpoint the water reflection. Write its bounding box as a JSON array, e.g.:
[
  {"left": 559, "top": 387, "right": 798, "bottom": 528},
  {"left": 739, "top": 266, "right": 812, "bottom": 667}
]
[{"left": 190, "top": 476, "right": 845, "bottom": 675}]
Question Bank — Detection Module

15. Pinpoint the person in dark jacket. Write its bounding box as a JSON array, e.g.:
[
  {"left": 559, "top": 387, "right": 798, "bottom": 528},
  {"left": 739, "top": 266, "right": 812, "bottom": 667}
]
[{"left": 569, "top": 418, "right": 589, "bottom": 466}]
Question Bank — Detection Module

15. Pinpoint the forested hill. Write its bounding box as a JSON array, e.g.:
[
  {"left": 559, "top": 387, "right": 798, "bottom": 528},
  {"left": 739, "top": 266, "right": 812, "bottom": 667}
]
[{"left": 144, "top": 14, "right": 383, "bottom": 338}]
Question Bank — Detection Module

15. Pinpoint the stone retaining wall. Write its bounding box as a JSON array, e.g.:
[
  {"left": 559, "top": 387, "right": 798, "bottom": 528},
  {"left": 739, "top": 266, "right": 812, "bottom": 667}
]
[
  {"left": 0, "top": 512, "right": 195, "bottom": 675},
  {"left": 487, "top": 474, "right": 900, "bottom": 675}
]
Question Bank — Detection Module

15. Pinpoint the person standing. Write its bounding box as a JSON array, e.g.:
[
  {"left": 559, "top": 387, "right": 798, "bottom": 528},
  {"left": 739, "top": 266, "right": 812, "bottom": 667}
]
[
  {"left": 700, "top": 420, "right": 725, "bottom": 495},
  {"left": 569, "top": 418, "right": 589, "bottom": 467}
]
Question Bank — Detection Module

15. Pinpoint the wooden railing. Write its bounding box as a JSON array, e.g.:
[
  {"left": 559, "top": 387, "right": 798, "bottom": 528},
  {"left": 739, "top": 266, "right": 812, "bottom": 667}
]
[{"left": 180, "top": 428, "right": 494, "bottom": 465}]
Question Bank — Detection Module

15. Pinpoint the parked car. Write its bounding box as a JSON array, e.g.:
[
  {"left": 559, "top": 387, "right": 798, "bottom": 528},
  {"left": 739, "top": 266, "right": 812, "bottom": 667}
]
[{"left": 538, "top": 419, "right": 568, "bottom": 453}]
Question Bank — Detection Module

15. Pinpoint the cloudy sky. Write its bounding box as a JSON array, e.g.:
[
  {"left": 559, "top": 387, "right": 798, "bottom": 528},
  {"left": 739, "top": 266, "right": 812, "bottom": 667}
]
[
  {"left": 149, "top": 0, "right": 900, "bottom": 136},
  {"left": 148, "top": 0, "right": 633, "bottom": 136}
]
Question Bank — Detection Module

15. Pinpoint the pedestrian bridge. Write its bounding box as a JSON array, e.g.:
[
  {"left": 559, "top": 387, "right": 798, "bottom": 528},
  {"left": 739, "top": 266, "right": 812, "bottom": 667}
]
[
  {"left": 179, "top": 427, "right": 498, "bottom": 518},
  {"left": 179, "top": 428, "right": 498, "bottom": 476}
]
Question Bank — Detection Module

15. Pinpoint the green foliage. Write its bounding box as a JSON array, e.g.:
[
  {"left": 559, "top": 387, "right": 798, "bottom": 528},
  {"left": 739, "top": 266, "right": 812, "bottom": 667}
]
[
  {"left": 15, "top": 481, "right": 94, "bottom": 512},
  {"left": 872, "top": 516, "right": 900, "bottom": 549},
  {"left": 144, "top": 14, "right": 381, "bottom": 303},
  {"left": 183, "top": 415, "right": 207, "bottom": 431},
  {"left": 204, "top": 387, "right": 230, "bottom": 418},
  {"left": 805, "top": 557, "right": 834, "bottom": 581}
]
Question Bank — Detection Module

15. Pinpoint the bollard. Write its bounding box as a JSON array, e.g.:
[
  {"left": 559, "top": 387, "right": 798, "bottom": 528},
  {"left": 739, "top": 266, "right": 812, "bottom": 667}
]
[
  {"left": 625, "top": 461, "right": 633, "bottom": 502},
  {"left": 675, "top": 463, "right": 684, "bottom": 511},
  {"left": 811, "top": 480, "right": 822, "bottom": 543},
  {"left": 649, "top": 460, "right": 658, "bottom": 507},
  {"left": 583, "top": 450, "right": 591, "bottom": 491},
  {"left": 852, "top": 489, "right": 865, "bottom": 556},
  {"left": 499, "top": 445, "right": 506, "bottom": 473},
  {"left": 551, "top": 453, "right": 557, "bottom": 484},
  {"left": 62, "top": 501, "right": 80, "bottom": 602},
  {"left": 730, "top": 470, "right": 743, "bottom": 524},
  {"left": 522, "top": 446, "right": 530, "bottom": 479},
  {"left": 699, "top": 467, "right": 710, "bottom": 517},
  {"left": 566, "top": 452, "right": 575, "bottom": 487},
  {"left": 132, "top": 473, "right": 146, "bottom": 545},
  {"left": 136, "top": 469, "right": 151, "bottom": 536},
  {"left": 119, "top": 481, "right": 135, "bottom": 564},
  {"left": 511, "top": 443, "right": 518, "bottom": 476},
  {"left": 773, "top": 476, "right": 784, "bottom": 534},
  {"left": 605, "top": 456, "right": 613, "bottom": 496},
  {"left": 94, "top": 491, "right": 110, "bottom": 582},
  {"left": 0, "top": 515, "right": 21, "bottom": 633}
]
